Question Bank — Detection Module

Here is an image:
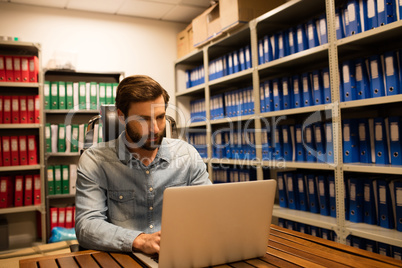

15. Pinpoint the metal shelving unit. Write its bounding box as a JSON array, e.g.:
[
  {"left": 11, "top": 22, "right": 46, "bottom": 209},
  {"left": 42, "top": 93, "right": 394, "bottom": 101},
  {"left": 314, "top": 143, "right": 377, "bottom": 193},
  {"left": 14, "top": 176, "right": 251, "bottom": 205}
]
[
  {"left": 174, "top": 0, "right": 402, "bottom": 248},
  {"left": 0, "top": 40, "right": 46, "bottom": 251}
]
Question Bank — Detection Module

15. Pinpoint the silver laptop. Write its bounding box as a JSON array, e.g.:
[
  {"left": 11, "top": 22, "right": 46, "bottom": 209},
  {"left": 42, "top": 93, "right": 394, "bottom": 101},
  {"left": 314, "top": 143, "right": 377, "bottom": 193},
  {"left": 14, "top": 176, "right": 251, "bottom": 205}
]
[{"left": 133, "top": 179, "right": 277, "bottom": 268}]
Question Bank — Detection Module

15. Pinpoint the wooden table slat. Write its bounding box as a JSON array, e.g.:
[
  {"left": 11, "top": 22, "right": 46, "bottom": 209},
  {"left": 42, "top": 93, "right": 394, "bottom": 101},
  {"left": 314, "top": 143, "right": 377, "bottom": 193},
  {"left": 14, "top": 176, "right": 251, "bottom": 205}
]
[
  {"left": 270, "top": 229, "right": 401, "bottom": 268},
  {"left": 110, "top": 252, "right": 144, "bottom": 268},
  {"left": 56, "top": 256, "right": 80, "bottom": 268},
  {"left": 74, "top": 254, "right": 100, "bottom": 268},
  {"left": 260, "top": 253, "right": 303, "bottom": 268},
  {"left": 91, "top": 252, "right": 121, "bottom": 268},
  {"left": 245, "top": 258, "right": 280, "bottom": 268},
  {"left": 227, "top": 260, "right": 256, "bottom": 268},
  {"left": 270, "top": 225, "right": 402, "bottom": 267},
  {"left": 267, "top": 246, "right": 324, "bottom": 268},
  {"left": 37, "top": 258, "right": 59, "bottom": 268},
  {"left": 268, "top": 239, "right": 351, "bottom": 268}
]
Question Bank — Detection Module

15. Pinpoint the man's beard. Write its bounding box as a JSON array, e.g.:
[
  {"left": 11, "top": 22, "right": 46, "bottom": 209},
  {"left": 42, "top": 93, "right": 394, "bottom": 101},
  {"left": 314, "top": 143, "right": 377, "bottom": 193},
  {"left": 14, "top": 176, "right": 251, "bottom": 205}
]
[{"left": 126, "top": 123, "right": 165, "bottom": 151}]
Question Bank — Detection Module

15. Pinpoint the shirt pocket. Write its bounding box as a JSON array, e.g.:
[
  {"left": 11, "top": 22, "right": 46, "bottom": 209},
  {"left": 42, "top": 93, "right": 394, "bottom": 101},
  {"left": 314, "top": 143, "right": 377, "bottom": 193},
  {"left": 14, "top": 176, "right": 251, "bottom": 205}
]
[{"left": 108, "top": 190, "right": 136, "bottom": 222}]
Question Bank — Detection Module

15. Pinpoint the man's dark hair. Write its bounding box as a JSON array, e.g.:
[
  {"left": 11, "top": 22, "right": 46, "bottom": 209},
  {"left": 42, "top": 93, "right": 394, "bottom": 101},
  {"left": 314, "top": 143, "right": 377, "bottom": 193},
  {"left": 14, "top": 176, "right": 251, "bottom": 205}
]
[{"left": 115, "top": 75, "right": 170, "bottom": 117}]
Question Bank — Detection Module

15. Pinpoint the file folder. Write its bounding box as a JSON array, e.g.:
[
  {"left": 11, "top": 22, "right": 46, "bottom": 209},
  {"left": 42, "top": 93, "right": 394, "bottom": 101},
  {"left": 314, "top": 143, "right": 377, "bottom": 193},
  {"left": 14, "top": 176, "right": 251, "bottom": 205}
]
[
  {"left": 58, "top": 207, "right": 66, "bottom": 228},
  {"left": 312, "top": 70, "right": 324, "bottom": 105},
  {"left": 315, "top": 123, "right": 326, "bottom": 163},
  {"left": 24, "top": 175, "right": 33, "bottom": 206},
  {"left": 2, "top": 136, "right": 10, "bottom": 166},
  {"left": 377, "top": 0, "right": 397, "bottom": 26},
  {"left": 233, "top": 51, "right": 240, "bottom": 73},
  {"left": 307, "top": 18, "right": 320, "bottom": 48},
  {"left": 318, "top": 14, "right": 328, "bottom": 45},
  {"left": 318, "top": 175, "right": 330, "bottom": 216},
  {"left": 47, "top": 166, "right": 55, "bottom": 195},
  {"left": 297, "top": 173, "right": 309, "bottom": 211},
  {"left": 33, "top": 174, "right": 41, "bottom": 205},
  {"left": 378, "top": 242, "right": 392, "bottom": 257},
  {"left": 348, "top": 177, "right": 364, "bottom": 223},
  {"left": 62, "top": 165, "right": 69, "bottom": 194},
  {"left": 273, "top": 127, "right": 283, "bottom": 160},
  {"left": 393, "top": 179, "right": 402, "bottom": 231},
  {"left": 0, "top": 56, "right": 5, "bottom": 81},
  {"left": 58, "top": 124, "right": 66, "bottom": 153},
  {"left": 282, "top": 125, "right": 293, "bottom": 161},
  {"left": 106, "top": 83, "right": 113, "bottom": 105},
  {"left": 19, "top": 96, "right": 27, "bottom": 124},
  {"left": 343, "top": 5, "right": 350, "bottom": 38},
  {"left": 26, "top": 96, "right": 35, "bottom": 124},
  {"left": 245, "top": 45, "right": 252, "bottom": 69},
  {"left": 292, "top": 74, "right": 302, "bottom": 108},
  {"left": 346, "top": 0, "right": 362, "bottom": 36},
  {"left": 384, "top": 50, "right": 400, "bottom": 95},
  {"left": 66, "top": 82, "right": 73, "bottom": 109},
  {"left": 272, "top": 79, "right": 283, "bottom": 111},
  {"left": 286, "top": 173, "right": 299, "bottom": 210},
  {"left": 304, "top": 124, "right": 316, "bottom": 162},
  {"left": 13, "top": 56, "right": 21, "bottom": 82},
  {"left": 21, "top": 57, "right": 29, "bottom": 82},
  {"left": 5, "top": 56, "right": 13, "bottom": 82},
  {"left": 355, "top": 58, "right": 370, "bottom": 100},
  {"left": 10, "top": 136, "right": 19, "bottom": 166},
  {"left": 335, "top": 7, "right": 345, "bottom": 39},
  {"left": 14, "top": 175, "right": 23, "bottom": 207},
  {"left": 28, "top": 56, "right": 39, "bottom": 83},
  {"left": 50, "top": 207, "right": 58, "bottom": 231},
  {"left": 307, "top": 174, "right": 320, "bottom": 213},
  {"left": 0, "top": 177, "right": 13, "bottom": 208},
  {"left": 325, "top": 122, "right": 334, "bottom": 163},
  {"left": 389, "top": 116, "right": 402, "bottom": 165},
  {"left": 277, "top": 172, "right": 288, "bottom": 208},
  {"left": 34, "top": 95, "right": 40, "bottom": 123},
  {"left": 18, "top": 135, "right": 28, "bottom": 166},
  {"left": 363, "top": 0, "right": 378, "bottom": 30},
  {"left": 377, "top": 179, "right": 394, "bottom": 229},
  {"left": 54, "top": 165, "right": 62, "bottom": 195},
  {"left": 344, "top": 179, "right": 350, "bottom": 220},
  {"left": 296, "top": 24, "right": 309, "bottom": 52},
  {"left": 369, "top": 55, "right": 385, "bottom": 97},
  {"left": 50, "top": 82, "right": 59, "bottom": 109},
  {"left": 89, "top": 82, "right": 98, "bottom": 110},
  {"left": 260, "top": 83, "right": 265, "bottom": 113},
  {"left": 258, "top": 39, "right": 264, "bottom": 65},
  {"left": 65, "top": 206, "right": 74, "bottom": 229},
  {"left": 79, "top": 82, "right": 87, "bottom": 110},
  {"left": 374, "top": 117, "right": 390, "bottom": 164},
  {"left": 275, "top": 32, "right": 285, "bottom": 59},
  {"left": 27, "top": 135, "right": 38, "bottom": 165},
  {"left": 343, "top": 119, "right": 360, "bottom": 163},
  {"left": 322, "top": 67, "right": 332, "bottom": 104},
  {"left": 295, "top": 124, "right": 306, "bottom": 161},
  {"left": 328, "top": 175, "right": 336, "bottom": 217},
  {"left": 363, "top": 178, "right": 377, "bottom": 225},
  {"left": 288, "top": 27, "right": 297, "bottom": 55},
  {"left": 0, "top": 96, "right": 2, "bottom": 124},
  {"left": 302, "top": 72, "right": 313, "bottom": 107},
  {"left": 69, "top": 164, "right": 77, "bottom": 195},
  {"left": 342, "top": 60, "right": 356, "bottom": 101},
  {"left": 11, "top": 96, "right": 20, "bottom": 124},
  {"left": 57, "top": 81, "right": 66, "bottom": 109},
  {"left": 264, "top": 80, "right": 273, "bottom": 112},
  {"left": 44, "top": 81, "right": 50, "bottom": 110},
  {"left": 358, "top": 119, "right": 373, "bottom": 163},
  {"left": 282, "top": 77, "right": 292, "bottom": 109}
]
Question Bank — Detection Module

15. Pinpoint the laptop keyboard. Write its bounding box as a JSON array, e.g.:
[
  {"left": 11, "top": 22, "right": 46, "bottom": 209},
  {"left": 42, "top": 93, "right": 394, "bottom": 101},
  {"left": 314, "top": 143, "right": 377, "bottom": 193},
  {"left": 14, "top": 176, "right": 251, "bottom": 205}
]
[{"left": 151, "top": 254, "right": 159, "bottom": 263}]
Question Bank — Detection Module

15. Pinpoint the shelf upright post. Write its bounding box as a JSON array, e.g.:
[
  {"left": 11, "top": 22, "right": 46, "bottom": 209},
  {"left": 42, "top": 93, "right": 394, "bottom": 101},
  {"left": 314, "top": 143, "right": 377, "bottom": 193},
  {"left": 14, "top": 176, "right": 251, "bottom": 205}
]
[
  {"left": 203, "top": 47, "right": 213, "bottom": 181},
  {"left": 249, "top": 19, "right": 264, "bottom": 180},
  {"left": 326, "top": 0, "right": 346, "bottom": 244}
]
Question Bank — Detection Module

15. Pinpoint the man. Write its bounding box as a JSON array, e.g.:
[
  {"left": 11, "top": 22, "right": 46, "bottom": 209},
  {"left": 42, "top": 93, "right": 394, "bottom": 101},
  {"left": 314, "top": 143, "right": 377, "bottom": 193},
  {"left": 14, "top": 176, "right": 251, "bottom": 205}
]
[{"left": 75, "top": 75, "right": 211, "bottom": 254}]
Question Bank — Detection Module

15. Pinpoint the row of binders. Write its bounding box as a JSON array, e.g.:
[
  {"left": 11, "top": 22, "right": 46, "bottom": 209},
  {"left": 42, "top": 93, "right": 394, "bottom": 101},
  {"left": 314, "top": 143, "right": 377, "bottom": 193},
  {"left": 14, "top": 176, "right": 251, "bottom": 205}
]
[
  {"left": 278, "top": 218, "right": 336, "bottom": 242},
  {"left": 44, "top": 81, "right": 118, "bottom": 110},
  {"left": 50, "top": 206, "right": 76, "bottom": 231},
  {"left": 342, "top": 116, "right": 402, "bottom": 165},
  {"left": 258, "top": 13, "right": 327, "bottom": 65},
  {"left": 45, "top": 123, "right": 102, "bottom": 153},
  {"left": 187, "top": 132, "right": 207, "bottom": 158},
  {"left": 346, "top": 235, "right": 401, "bottom": 259},
  {"left": 47, "top": 165, "right": 77, "bottom": 195},
  {"left": 190, "top": 98, "right": 206, "bottom": 122},
  {"left": 208, "top": 44, "right": 252, "bottom": 81},
  {"left": 277, "top": 172, "right": 336, "bottom": 217},
  {"left": 0, "top": 55, "right": 39, "bottom": 83},
  {"left": 212, "top": 130, "right": 256, "bottom": 160},
  {"left": 0, "top": 95, "right": 41, "bottom": 124},
  {"left": 0, "top": 174, "right": 41, "bottom": 208},
  {"left": 260, "top": 68, "right": 331, "bottom": 113},
  {"left": 345, "top": 175, "right": 402, "bottom": 231},
  {"left": 185, "top": 65, "right": 205, "bottom": 89},
  {"left": 340, "top": 49, "right": 402, "bottom": 102},
  {"left": 336, "top": 0, "right": 401, "bottom": 40},
  {"left": 1, "top": 135, "right": 38, "bottom": 166},
  {"left": 212, "top": 167, "right": 256, "bottom": 183}
]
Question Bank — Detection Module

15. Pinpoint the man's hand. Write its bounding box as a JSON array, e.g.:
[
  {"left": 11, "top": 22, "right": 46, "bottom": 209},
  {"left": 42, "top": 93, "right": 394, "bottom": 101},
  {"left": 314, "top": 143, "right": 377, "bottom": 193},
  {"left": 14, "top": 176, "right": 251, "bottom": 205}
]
[{"left": 132, "top": 231, "right": 161, "bottom": 254}]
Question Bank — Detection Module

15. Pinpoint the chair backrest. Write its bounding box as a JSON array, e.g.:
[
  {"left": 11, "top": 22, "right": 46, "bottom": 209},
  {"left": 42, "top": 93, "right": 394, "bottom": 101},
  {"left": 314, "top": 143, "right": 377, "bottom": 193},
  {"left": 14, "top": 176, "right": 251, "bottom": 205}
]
[{"left": 82, "top": 105, "right": 177, "bottom": 153}]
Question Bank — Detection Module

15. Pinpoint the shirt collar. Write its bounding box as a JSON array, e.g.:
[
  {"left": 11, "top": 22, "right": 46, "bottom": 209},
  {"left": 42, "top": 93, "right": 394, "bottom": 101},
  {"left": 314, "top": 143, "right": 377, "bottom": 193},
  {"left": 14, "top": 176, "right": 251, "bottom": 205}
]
[{"left": 115, "top": 131, "right": 171, "bottom": 164}]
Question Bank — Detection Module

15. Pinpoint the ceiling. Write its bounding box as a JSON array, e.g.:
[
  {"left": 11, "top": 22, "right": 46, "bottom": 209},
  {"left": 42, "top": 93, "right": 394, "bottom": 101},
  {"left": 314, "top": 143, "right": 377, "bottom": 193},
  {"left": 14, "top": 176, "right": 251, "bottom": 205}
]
[{"left": 3, "top": 0, "right": 213, "bottom": 24}]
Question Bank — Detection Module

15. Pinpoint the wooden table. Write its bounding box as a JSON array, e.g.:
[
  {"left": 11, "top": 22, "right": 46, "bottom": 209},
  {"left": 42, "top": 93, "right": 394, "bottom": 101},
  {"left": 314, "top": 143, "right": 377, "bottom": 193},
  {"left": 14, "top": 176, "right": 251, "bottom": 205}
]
[{"left": 20, "top": 225, "right": 402, "bottom": 267}]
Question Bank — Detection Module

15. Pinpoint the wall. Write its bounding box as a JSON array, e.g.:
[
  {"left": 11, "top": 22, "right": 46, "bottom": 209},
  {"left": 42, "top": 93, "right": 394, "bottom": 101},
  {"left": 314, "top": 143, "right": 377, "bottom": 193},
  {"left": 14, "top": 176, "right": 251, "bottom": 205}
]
[{"left": 0, "top": 2, "right": 185, "bottom": 109}]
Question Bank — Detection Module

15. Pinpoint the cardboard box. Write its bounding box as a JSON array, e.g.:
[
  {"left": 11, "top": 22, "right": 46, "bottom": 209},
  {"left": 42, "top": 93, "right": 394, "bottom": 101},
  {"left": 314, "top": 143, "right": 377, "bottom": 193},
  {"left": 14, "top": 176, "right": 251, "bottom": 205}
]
[
  {"left": 192, "top": 0, "right": 286, "bottom": 47},
  {"left": 177, "top": 24, "right": 196, "bottom": 59},
  {"left": 220, "top": 0, "right": 287, "bottom": 32}
]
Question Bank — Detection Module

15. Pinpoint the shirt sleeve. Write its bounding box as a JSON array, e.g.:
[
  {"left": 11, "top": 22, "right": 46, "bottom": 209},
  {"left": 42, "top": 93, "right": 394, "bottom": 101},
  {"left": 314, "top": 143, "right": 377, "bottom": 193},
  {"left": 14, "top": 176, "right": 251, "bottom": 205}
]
[
  {"left": 75, "top": 148, "right": 141, "bottom": 252},
  {"left": 188, "top": 145, "right": 212, "bottom": 186}
]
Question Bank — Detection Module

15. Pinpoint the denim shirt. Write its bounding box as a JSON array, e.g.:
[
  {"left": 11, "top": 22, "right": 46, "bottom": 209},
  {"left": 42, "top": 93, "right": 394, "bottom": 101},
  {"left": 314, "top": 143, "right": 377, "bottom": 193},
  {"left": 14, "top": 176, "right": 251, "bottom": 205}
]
[{"left": 75, "top": 131, "right": 211, "bottom": 252}]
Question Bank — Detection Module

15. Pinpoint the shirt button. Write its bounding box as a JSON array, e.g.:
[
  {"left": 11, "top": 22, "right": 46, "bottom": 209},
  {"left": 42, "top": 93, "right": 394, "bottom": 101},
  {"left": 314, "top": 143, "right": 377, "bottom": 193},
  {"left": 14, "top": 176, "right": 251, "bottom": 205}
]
[
  {"left": 119, "top": 195, "right": 123, "bottom": 200},
  {"left": 150, "top": 225, "right": 154, "bottom": 229},
  {"left": 149, "top": 187, "right": 153, "bottom": 192},
  {"left": 145, "top": 170, "right": 150, "bottom": 174}
]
